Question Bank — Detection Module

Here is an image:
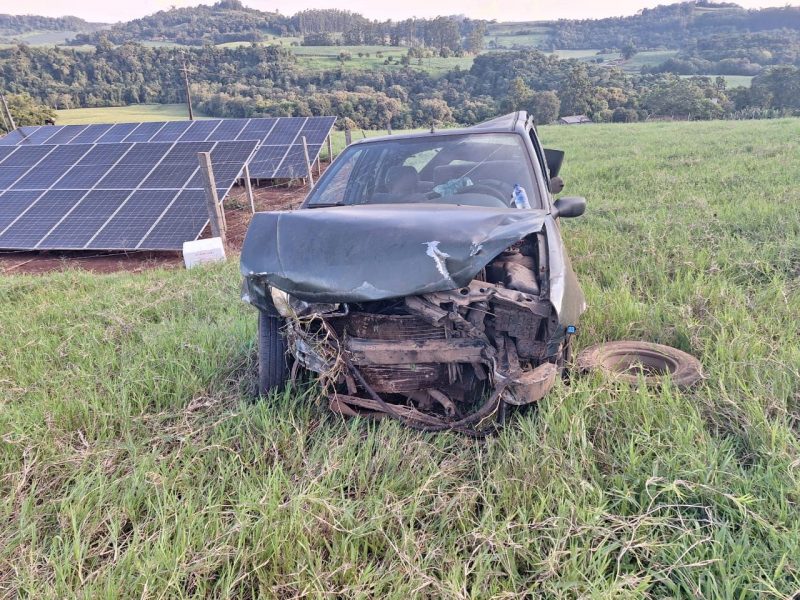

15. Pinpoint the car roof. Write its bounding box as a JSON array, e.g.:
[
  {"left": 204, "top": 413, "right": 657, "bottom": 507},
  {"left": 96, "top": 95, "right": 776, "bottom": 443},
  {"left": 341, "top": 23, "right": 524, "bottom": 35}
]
[{"left": 350, "top": 112, "right": 530, "bottom": 146}]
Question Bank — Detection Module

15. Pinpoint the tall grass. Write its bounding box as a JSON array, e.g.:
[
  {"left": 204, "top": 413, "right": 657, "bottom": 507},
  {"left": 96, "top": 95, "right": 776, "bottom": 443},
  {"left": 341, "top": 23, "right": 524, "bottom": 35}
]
[{"left": 1, "top": 119, "right": 799, "bottom": 597}]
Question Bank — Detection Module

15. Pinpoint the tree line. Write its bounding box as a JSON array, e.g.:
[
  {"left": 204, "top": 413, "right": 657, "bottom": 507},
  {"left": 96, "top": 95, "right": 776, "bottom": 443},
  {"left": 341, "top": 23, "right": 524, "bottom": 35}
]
[
  {"left": 67, "top": 2, "right": 489, "bottom": 55},
  {"left": 646, "top": 29, "right": 800, "bottom": 77},
  {"left": 0, "top": 14, "right": 102, "bottom": 37},
  {"left": 543, "top": 2, "right": 800, "bottom": 51},
  {"left": 2, "top": 41, "right": 799, "bottom": 131}
]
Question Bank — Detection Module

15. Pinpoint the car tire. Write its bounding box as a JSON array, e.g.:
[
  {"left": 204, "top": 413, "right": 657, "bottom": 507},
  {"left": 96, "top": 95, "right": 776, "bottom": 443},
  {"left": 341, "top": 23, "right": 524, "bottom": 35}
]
[
  {"left": 257, "top": 310, "right": 288, "bottom": 396},
  {"left": 576, "top": 341, "right": 703, "bottom": 390}
]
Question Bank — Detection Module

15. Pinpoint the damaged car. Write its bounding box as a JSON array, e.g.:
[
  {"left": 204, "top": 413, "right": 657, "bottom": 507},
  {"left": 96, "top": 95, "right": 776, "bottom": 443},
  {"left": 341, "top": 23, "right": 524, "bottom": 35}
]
[{"left": 240, "top": 111, "right": 587, "bottom": 435}]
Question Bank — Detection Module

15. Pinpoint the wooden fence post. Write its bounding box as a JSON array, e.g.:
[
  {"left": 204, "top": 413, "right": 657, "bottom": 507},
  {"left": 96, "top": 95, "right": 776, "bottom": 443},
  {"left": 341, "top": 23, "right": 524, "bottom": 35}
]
[
  {"left": 301, "top": 136, "right": 314, "bottom": 187},
  {"left": 344, "top": 127, "right": 352, "bottom": 147},
  {"left": 198, "top": 152, "right": 226, "bottom": 243},
  {"left": 326, "top": 134, "right": 333, "bottom": 163},
  {"left": 243, "top": 163, "right": 255, "bottom": 214}
]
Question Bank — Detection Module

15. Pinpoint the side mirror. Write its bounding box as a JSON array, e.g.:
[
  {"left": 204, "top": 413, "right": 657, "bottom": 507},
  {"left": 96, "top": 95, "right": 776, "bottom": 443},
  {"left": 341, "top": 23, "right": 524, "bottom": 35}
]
[
  {"left": 552, "top": 196, "right": 586, "bottom": 219},
  {"left": 549, "top": 176, "right": 564, "bottom": 194},
  {"left": 544, "top": 148, "right": 565, "bottom": 177}
]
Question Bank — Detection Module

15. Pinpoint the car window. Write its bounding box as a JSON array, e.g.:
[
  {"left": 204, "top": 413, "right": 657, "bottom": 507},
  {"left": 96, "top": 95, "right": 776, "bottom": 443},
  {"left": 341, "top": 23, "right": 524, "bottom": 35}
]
[
  {"left": 306, "top": 133, "right": 540, "bottom": 209},
  {"left": 403, "top": 147, "right": 441, "bottom": 171},
  {"left": 528, "top": 126, "right": 550, "bottom": 182},
  {"left": 310, "top": 147, "right": 363, "bottom": 206}
]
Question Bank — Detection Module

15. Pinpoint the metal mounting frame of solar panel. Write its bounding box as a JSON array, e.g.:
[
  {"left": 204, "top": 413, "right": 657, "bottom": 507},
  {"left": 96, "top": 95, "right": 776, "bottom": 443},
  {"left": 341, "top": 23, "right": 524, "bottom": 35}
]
[
  {"left": 0, "top": 116, "right": 337, "bottom": 179},
  {"left": 0, "top": 139, "right": 259, "bottom": 251}
]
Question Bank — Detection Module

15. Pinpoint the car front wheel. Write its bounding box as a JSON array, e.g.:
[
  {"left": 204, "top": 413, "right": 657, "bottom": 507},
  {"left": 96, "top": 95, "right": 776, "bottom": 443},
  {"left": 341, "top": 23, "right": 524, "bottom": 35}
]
[{"left": 257, "top": 311, "right": 288, "bottom": 396}]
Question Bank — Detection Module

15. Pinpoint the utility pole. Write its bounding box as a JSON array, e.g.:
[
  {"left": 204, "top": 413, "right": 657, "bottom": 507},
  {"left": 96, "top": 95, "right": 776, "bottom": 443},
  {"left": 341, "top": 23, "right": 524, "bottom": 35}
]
[
  {"left": 0, "top": 93, "right": 15, "bottom": 131},
  {"left": 181, "top": 61, "right": 194, "bottom": 121}
]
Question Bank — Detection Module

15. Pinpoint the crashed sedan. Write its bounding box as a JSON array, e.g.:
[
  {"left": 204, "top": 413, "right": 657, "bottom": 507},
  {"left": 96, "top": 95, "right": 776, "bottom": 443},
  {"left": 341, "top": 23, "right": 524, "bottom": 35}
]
[{"left": 240, "top": 112, "right": 587, "bottom": 435}]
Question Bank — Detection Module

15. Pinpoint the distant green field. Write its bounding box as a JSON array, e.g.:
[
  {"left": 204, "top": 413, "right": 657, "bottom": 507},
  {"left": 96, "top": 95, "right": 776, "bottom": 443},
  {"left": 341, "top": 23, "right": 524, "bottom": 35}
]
[
  {"left": 138, "top": 40, "right": 194, "bottom": 49},
  {"left": 485, "top": 32, "right": 548, "bottom": 49},
  {"left": 720, "top": 75, "right": 754, "bottom": 88},
  {"left": 0, "top": 29, "right": 79, "bottom": 44},
  {"left": 55, "top": 104, "right": 202, "bottom": 124},
  {"left": 550, "top": 48, "right": 604, "bottom": 60},
  {"left": 0, "top": 29, "right": 82, "bottom": 48},
  {"left": 678, "top": 74, "right": 754, "bottom": 88},
  {"left": 485, "top": 21, "right": 552, "bottom": 41},
  {"left": 626, "top": 49, "right": 679, "bottom": 69},
  {"left": 288, "top": 45, "right": 473, "bottom": 76},
  {"left": 543, "top": 48, "right": 683, "bottom": 75}
]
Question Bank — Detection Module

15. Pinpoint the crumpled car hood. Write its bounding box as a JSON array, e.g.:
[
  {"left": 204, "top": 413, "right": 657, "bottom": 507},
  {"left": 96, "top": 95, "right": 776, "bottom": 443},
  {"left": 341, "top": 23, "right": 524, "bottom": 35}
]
[{"left": 240, "top": 204, "right": 548, "bottom": 303}]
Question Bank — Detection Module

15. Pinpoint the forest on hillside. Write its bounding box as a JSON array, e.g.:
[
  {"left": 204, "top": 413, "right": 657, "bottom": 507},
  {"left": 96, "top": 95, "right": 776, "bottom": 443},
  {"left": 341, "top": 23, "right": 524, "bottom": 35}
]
[
  {"left": 0, "top": 14, "right": 103, "bottom": 37},
  {"left": 1, "top": 41, "right": 798, "bottom": 131},
  {"left": 545, "top": 2, "right": 800, "bottom": 49}
]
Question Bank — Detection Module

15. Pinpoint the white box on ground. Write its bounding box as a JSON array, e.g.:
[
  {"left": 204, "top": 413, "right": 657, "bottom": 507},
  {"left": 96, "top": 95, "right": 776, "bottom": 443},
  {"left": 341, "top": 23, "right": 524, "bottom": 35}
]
[{"left": 183, "top": 237, "right": 226, "bottom": 269}]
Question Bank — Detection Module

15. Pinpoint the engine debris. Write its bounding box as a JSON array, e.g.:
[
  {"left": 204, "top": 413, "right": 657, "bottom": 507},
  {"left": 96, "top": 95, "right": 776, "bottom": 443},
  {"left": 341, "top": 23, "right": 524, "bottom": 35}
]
[{"left": 281, "top": 233, "right": 562, "bottom": 436}]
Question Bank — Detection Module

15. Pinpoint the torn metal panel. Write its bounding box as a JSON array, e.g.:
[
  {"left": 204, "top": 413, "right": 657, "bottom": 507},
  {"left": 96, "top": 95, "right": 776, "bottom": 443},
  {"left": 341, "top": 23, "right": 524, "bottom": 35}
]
[
  {"left": 240, "top": 204, "right": 548, "bottom": 304},
  {"left": 346, "top": 337, "right": 487, "bottom": 366},
  {"left": 506, "top": 362, "right": 558, "bottom": 405}
]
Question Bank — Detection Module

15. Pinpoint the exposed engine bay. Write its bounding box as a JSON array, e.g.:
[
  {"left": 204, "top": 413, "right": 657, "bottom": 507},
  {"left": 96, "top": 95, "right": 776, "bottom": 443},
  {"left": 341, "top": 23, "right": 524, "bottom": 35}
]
[{"left": 272, "top": 232, "right": 563, "bottom": 435}]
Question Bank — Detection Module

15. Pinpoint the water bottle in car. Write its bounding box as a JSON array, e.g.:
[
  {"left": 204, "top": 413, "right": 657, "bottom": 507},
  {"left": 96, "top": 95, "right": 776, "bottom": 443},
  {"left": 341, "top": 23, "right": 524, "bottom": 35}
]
[{"left": 512, "top": 184, "right": 531, "bottom": 209}]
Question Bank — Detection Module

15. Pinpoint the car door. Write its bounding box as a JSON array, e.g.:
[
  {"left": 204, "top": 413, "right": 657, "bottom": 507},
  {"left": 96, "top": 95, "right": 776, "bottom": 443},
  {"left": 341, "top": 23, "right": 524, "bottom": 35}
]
[{"left": 526, "top": 123, "right": 586, "bottom": 328}]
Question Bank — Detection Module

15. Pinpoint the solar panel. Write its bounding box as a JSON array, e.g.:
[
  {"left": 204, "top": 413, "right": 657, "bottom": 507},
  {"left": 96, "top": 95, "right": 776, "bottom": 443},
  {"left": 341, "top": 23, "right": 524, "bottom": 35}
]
[
  {"left": 301, "top": 117, "right": 337, "bottom": 145},
  {"left": 151, "top": 121, "right": 193, "bottom": 142},
  {"left": 44, "top": 125, "right": 87, "bottom": 145},
  {"left": 247, "top": 116, "right": 336, "bottom": 178},
  {"left": 0, "top": 127, "right": 34, "bottom": 145},
  {"left": 70, "top": 123, "right": 113, "bottom": 144},
  {"left": 123, "top": 121, "right": 167, "bottom": 143},
  {"left": 0, "top": 190, "right": 40, "bottom": 231},
  {"left": 0, "top": 139, "right": 258, "bottom": 251},
  {"left": 238, "top": 118, "right": 277, "bottom": 142},
  {"left": 183, "top": 120, "right": 223, "bottom": 141},
  {"left": 96, "top": 123, "right": 139, "bottom": 143},
  {"left": 207, "top": 119, "right": 248, "bottom": 141},
  {"left": 0, "top": 116, "right": 337, "bottom": 179},
  {"left": 263, "top": 117, "right": 305, "bottom": 146}
]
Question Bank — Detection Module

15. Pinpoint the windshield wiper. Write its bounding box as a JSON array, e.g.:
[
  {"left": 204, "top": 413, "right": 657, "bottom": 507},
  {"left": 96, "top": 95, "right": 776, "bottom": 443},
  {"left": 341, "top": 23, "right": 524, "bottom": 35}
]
[{"left": 307, "top": 202, "right": 347, "bottom": 208}]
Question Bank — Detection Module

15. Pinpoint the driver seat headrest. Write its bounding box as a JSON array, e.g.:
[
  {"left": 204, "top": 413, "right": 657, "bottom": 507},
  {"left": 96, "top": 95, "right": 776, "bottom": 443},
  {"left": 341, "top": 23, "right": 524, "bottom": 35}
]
[{"left": 386, "top": 165, "right": 419, "bottom": 194}]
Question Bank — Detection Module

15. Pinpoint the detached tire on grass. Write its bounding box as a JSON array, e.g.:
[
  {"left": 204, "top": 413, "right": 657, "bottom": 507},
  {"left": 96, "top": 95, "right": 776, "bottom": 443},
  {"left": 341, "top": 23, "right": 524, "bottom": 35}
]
[
  {"left": 257, "top": 311, "right": 288, "bottom": 396},
  {"left": 577, "top": 341, "right": 703, "bottom": 390}
]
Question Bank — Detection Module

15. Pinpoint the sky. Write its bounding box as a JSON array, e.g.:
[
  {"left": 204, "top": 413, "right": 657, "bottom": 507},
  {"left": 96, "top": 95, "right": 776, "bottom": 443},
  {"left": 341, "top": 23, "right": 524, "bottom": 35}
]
[{"left": 9, "top": 0, "right": 797, "bottom": 24}]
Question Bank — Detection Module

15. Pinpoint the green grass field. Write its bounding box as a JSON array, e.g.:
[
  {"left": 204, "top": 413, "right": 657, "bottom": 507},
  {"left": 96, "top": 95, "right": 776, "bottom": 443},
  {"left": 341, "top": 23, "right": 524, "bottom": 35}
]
[
  {"left": 486, "top": 32, "right": 549, "bottom": 49},
  {"left": 0, "top": 29, "right": 81, "bottom": 46},
  {"left": 55, "top": 104, "right": 203, "bottom": 124},
  {"left": 2, "top": 119, "right": 800, "bottom": 596},
  {"left": 287, "top": 44, "right": 474, "bottom": 76},
  {"left": 680, "top": 74, "right": 755, "bottom": 88},
  {"left": 625, "top": 50, "right": 679, "bottom": 69}
]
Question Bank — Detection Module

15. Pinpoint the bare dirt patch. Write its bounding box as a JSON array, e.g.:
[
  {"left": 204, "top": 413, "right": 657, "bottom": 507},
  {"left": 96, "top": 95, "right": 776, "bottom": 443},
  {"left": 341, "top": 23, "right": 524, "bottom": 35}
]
[{"left": 0, "top": 180, "right": 310, "bottom": 276}]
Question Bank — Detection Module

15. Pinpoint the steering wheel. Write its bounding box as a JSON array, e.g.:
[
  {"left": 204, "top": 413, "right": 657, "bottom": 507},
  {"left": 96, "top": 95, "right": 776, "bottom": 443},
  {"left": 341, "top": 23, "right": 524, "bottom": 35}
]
[{"left": 456, "top": 183, "right": 509, "bottom": 204}]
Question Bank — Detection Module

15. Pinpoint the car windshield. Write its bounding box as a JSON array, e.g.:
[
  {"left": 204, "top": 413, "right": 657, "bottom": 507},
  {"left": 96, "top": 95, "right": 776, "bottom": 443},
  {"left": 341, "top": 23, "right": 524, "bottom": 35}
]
[{"left": 306, "top": 133, "right": 540, "bottom": 209}]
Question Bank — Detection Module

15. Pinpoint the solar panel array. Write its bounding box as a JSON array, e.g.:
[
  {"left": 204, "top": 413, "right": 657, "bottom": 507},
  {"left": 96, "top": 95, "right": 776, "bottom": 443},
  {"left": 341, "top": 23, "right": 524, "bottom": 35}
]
[
  {"left": 0, "top": 140, "right": 258, "bottom": 251},
  {"left": 0, "top": 116, "right": 336, "bottom": 179}
]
